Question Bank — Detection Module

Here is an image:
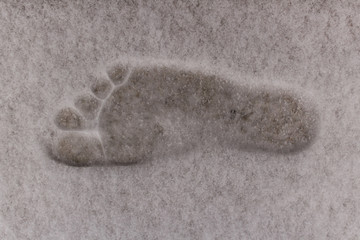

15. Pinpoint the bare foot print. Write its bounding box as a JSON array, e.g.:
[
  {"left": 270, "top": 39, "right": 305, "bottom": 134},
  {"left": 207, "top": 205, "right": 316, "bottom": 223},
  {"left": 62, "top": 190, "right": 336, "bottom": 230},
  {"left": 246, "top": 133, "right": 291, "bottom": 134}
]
[{"left": 46, "top": 58, "right": 319, "bottom": 166}]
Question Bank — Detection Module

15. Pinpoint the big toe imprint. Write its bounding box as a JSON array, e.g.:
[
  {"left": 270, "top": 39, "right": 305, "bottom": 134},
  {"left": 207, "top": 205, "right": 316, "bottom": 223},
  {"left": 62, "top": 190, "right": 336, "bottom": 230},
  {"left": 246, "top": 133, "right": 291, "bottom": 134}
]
[{"left": 47, "top": 59, "right": 319, "bottom": 166}]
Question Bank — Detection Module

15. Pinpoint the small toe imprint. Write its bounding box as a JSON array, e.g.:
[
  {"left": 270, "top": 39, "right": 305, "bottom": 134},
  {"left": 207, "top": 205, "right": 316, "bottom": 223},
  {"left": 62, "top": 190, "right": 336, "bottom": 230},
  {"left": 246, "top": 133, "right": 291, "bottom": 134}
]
[
  {"left": 106, "top": 63, "right": 129, "bottom": 85},
  {"left": 90, "top": 77, "right": 112, "bottom": 99},
  {"left": 55, "top": 107, "right": 85, "bottom": 130},
  {"left": 74, "top": 94, "right": 101, "bottom": 120}
]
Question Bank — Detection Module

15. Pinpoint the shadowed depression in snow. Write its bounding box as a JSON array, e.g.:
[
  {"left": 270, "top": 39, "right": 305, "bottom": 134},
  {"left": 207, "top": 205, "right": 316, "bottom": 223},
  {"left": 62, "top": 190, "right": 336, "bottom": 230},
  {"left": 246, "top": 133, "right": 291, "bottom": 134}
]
[{"left": 48, "top": 59, "right": 319, "bottom": 166}]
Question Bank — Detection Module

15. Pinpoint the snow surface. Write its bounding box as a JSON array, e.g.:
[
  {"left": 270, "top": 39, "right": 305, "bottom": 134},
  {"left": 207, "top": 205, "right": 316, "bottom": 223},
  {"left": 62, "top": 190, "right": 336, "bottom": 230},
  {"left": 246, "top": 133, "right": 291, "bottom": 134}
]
[{"left": 0, "top": 1, "right": 359, "bottom": 239}]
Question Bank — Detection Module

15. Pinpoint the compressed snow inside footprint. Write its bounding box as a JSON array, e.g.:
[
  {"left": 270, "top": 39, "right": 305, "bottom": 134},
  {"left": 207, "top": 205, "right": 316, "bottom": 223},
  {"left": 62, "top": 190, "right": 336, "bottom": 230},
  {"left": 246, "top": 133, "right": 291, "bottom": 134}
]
[
  {"left": 221, "top": 90, "right": 318, "bottom": 153},
  {"left": 97, "top": 65, "right": 318, "bottom": 165}
]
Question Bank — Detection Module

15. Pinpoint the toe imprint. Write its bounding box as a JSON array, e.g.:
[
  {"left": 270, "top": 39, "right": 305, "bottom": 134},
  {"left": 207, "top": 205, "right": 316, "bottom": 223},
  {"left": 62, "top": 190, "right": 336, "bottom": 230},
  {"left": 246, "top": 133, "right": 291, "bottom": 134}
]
[
  {"left": 106, "top": 62, "right": 129, "bottom": 85},
  {"left": 47, "top": 59, "right": 319, "bottom": 167},
  {"left": 54, "top": 107, "right": 85, "bottom": 130},
  {"left": 54, "top": 133, "right": 104, "bottom": 166},
  {"left": 74, "top": 94, "right": 101, "bottom": 120},
  {"left": 90, "top": 76, "right": 112, "bottom": 99}
]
